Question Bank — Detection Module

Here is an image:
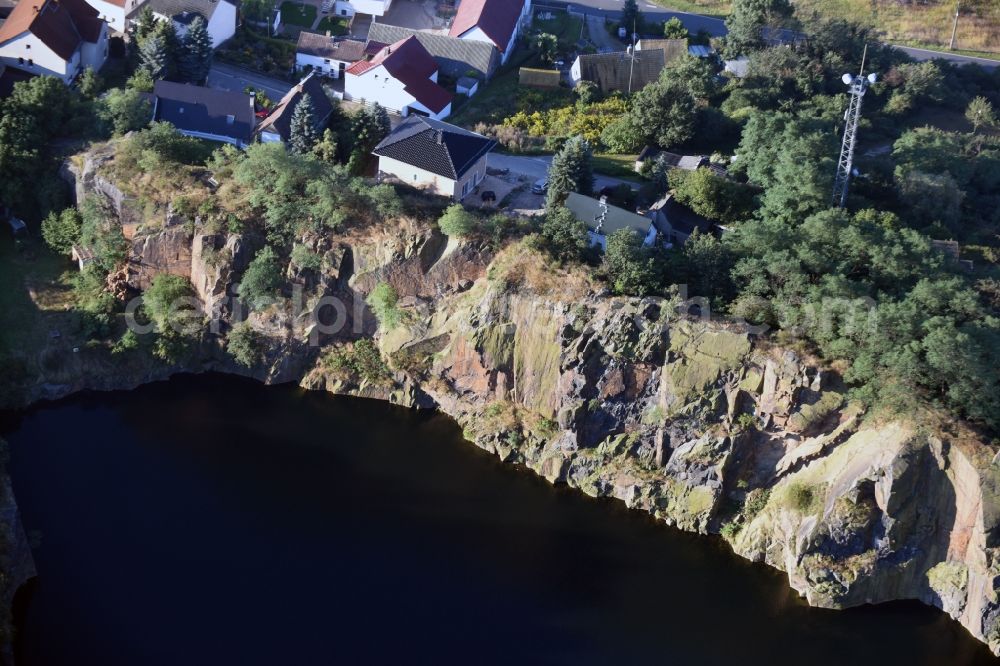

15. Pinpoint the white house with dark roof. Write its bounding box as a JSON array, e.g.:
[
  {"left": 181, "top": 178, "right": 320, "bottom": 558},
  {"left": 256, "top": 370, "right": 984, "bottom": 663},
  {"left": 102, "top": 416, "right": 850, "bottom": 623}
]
[
  {"left": 373, "top": 116, "right": 496, "bottom": 200},
  {"left": 295, "top": 32, "right": 366, "bottom": 77},
  {"left": 0, "top": 0, "right": 108, "bottom": 83},
  {"left": 448, "top": 0, "right": 530, "bottom": 64},
  {"left": 345, "top": 36, "right": 453, "bottom": 120},
  {"left": 153, "top": 80, "right": 255, "bottom": 147},
  {"left": 133, "top": 0, "right": 236, "bottom": 47}
]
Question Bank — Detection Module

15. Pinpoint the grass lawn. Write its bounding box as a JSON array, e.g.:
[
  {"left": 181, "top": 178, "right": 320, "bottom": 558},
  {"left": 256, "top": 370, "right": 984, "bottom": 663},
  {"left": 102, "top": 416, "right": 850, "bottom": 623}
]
[
  {"left": 0, "top": 233, "right": 77, "bottom": 364},
  {"left": 593, "top": 153, "right": 644, "bottom": 181},
  {"left": 533, "top": 11, "right": 584, "bottom": 51},
  {"left": 315, "top": 16, "right": 349, "bottom": 35},
  {"left": 279, "top": 1, "right": 317, "bottom": 28}
]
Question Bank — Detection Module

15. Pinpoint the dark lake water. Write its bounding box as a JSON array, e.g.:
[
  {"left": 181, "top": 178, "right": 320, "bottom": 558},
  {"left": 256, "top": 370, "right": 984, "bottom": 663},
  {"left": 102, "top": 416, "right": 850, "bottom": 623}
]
[{"left": 0, "top": 373, "right": 996, "bottom": 665}]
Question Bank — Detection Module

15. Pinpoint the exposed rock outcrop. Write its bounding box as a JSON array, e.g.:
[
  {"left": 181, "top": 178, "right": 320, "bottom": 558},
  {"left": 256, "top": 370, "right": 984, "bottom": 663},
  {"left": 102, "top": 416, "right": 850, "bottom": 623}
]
[{"left": 17, "top": 151, "right": 1000, "bottom": 656}]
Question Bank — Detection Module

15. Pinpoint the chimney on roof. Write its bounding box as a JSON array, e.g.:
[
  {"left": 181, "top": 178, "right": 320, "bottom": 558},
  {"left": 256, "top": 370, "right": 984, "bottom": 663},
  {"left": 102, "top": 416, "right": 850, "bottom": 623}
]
[{"left": 435, "top": 130, "right": 443, "bottom": 144}]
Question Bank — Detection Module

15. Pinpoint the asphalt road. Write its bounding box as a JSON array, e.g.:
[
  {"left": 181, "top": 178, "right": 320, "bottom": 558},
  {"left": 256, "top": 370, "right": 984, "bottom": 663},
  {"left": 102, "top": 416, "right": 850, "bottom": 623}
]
[
  {"left": 553, "top": 0, "right": 999, "bottom": 69},
  {"left": 206, "top": 62, "right": 294, "bottom": 102}
]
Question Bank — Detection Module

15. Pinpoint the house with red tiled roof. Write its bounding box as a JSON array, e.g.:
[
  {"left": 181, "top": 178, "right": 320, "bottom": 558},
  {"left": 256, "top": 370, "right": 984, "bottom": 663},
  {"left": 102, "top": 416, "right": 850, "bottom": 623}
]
[
  {"left": 0, "top": 0, "right": 108, "bottom": 83},
  {"left": 345, "top": 36, "right": 453, "bottom": 121},
  {"left": 448, "top": 0, "right": 531, "bottom": 64}
]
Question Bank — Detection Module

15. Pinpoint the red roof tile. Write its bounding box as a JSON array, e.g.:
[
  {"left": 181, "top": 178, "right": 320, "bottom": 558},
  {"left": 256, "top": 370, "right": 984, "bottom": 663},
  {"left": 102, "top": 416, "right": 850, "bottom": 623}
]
[
  {"left": 0, "top": 0, "right": 101, "bottom": 61},
  {"left": 448, "top": 0, "right": 524, "bottom": 51},
  {"left": 348, "top": 36, "right": 453, "bottom": 113}
]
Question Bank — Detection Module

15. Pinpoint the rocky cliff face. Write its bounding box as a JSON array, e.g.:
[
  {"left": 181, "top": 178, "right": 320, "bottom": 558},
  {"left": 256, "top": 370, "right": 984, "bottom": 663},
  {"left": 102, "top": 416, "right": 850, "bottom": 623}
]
[
  {"left": 20, "top": 160, "right": 1000, "bottom": 655},
  {"left": 301, "top": 233, "right": 1000, "bottom": 655}
]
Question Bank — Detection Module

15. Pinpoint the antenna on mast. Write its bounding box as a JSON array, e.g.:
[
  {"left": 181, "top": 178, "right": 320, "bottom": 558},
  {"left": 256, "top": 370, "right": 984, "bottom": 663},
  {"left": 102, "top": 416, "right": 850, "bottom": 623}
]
[{"left": 832, "top": 44, "right": 877, "bottom": 208}]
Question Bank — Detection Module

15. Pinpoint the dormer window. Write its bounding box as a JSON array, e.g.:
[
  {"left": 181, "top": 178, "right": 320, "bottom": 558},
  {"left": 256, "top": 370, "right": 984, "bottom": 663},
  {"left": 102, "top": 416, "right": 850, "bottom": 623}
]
[{"left": 25, "top": 44, "right": 30, "bottom": 49}]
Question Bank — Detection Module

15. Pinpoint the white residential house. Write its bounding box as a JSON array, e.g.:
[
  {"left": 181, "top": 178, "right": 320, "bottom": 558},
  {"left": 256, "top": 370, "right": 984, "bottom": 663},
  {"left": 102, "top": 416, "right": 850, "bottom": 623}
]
[
  {"left": 563, "top": 192, "right": 658, "bottom": 251},
  {"left": 295, "top": 32, "right": 367, "bottom": 78},
  {"left": 0, "top": 0, "right": 108, "bottom": 84},
  {"left": 345, "top": 36, "right": 453, "bottom": 120},
  {"left": 449, "top": 0, "right": 531, "bottom": 64},
  {"left": 373, "top": 116, "right": 497, "bottom": 200},
  {"left": 134, "top": 0, "right": 237, "bottom": 48},
  {"left": 331, "top": 0, "right": 393, "bottom": 17},
  {"left": 84, "top": 0, "right": 146, "bottom": 33}
]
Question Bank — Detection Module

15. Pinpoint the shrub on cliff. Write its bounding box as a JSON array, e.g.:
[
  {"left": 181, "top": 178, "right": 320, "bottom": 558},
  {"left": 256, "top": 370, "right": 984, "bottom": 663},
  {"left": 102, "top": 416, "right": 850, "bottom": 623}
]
[
  {"left": 437, "top": 204, "right": 476, "bottom": 238},
  {"left": 239, "top": 246, "right": 284, "bottom": 310},
  {"left": 143, "top": 274, "right": 199, "bottom": 334},
  {"left": 539, "top": 206, "right": 588, "bottom": 263},
  {"left": 366, "top": 283, "right": 402, "bottom": 329},
  {"left": 227, "top": 322, "right": 263, "bottom": 367},
  {"left": 41, "top": 208, "right": 83, "bottom": 255}
]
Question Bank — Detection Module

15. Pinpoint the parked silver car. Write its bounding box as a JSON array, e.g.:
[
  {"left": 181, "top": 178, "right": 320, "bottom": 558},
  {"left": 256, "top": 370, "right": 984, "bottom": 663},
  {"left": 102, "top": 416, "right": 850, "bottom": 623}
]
[{"left": 531, "top": 179, "right": 548, "bottom": 195}]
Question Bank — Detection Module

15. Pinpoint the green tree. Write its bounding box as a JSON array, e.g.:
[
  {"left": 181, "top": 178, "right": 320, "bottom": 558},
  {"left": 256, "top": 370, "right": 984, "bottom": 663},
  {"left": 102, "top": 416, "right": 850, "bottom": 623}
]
[
  {"left": 239, "top": 246, "right": 284, "bottom": 309},
  {"left": 438, "top": 204, "right": 476, "bottom": 237},
  {"left": 966, "top": 96, "right": 996, "bottom": 134},
  {"left": 98, "top": 88, "right": 153, "bottom": 135},
  {"left": 288, "top": 93, "right": 320, "bottom": 155},
  {"left": 662, "top": 17, "right": 688, "bottom": 40},
  {"left": 178, "top": 16, "right": 213, "bottom": 84},
  {"left": 227, "top": 322, "right": 263, "bottom": 367},
  {"left": 723, "top": 0, "right": 793, "bottom": 58},
  {"left": 132, "top": 6, "right": 158, "bottom": 44},
  {"left": 143, "top": 274, "right": 198, "bottom": 334},
  {"left": 668, "top": 168, "right": 757, "bottom": 224},
  {"left": 603, "top": 229, "right": 658, "bottom": 296},
  {"left": 367, "top": 282, "right": 402, "bottom": 329},
  {"left": 313, "top": 128, "right": 339, "bottom": 162},
  {"left": 621, "top": 0, "right": 641, "bottom": 35},
  {"left": 349, "top": 103, "right": 391, "bottom": 174},
  {"left": 546, "top": 135, "right": 594, "bottom": 209},
  {"left": 535, "top": 33, "right": 558, "bottom": 64},
  {"left": 77, "top": 68, "right": 103, "bottom": 99},
  {"left": 41, "top": 208, "right": 82, "bottom": 254},
  {"left": 625, "top": 77, "right": 697, "bottom": 148},
  {"left": 138, "top": 34, "right": 170, "bottom": 81},
  {"left": 540, "top": 205, "right": 589, "bottom": 263}
]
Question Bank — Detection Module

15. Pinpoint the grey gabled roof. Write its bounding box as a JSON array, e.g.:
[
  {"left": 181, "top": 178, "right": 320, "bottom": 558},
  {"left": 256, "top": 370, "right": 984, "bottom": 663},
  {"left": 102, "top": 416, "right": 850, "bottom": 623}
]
[
  {"left": 154, "top": 80, "right": 255, "bottom": 143},
  {"left": 132, "top": 0, "right": 234, "bottom": 20},
  {"left": 367, "top": 23, "right": 499, "bottom": 80},
  {"left": 574, "top": 49, "right": 665, "bottom": 93},
  {"left": 256, "top": 72, "right": 334, "bottom": 141},
  {"left": 373, "top": 115, "right": 496, "bottom": 180},
  {"left": 565, "top": 192, "right": 651, "bottom": 237}
]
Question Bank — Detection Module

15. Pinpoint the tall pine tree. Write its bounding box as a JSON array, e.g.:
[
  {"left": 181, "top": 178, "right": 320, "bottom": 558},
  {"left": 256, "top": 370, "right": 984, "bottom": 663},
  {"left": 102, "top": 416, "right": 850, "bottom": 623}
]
[
  {"left": 288, "top": 94, "right": 319, "bottom": 155},
  {"left": 545, "top": 136, "right": 594, "bottom": 210},
  {"left": 179, "top": 17, "right": 213, "bottom": 84},
  {"left": 138, "top": 34, "right": 170, "bottom": 81}
]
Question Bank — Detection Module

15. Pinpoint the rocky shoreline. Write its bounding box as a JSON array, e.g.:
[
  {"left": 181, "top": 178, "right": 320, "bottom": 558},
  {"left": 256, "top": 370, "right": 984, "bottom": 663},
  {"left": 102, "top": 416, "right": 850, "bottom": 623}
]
[{"left": 5, "top": 147, "right": 1000, "bottom": 658}]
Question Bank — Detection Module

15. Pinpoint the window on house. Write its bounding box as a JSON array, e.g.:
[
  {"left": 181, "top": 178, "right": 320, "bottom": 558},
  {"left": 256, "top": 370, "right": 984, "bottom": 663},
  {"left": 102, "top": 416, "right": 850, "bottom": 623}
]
[
  {"left": 324, "top": 59, "right": 330, "bottom": 64},
  {"left": 226, "top": 115, "right": 235, "bottom": 125},
  {"left": 25, "top": 44, "right": 30, "bottom": 49}
]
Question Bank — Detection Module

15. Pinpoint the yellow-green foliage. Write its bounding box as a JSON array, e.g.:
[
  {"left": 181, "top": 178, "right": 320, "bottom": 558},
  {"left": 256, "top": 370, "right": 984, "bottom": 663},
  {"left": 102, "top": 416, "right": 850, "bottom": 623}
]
[
  {"left": 927, "top": 560, "right": 969, "bottom": 596},
  {"left": 787, "top": 391, "right": 844, "bottom": 432},
  {"left": 502, "top": 97, "right": 629, "bottom": 143},
  {"left": 779, "top": 481, "right": 824, "bottom": 515}
]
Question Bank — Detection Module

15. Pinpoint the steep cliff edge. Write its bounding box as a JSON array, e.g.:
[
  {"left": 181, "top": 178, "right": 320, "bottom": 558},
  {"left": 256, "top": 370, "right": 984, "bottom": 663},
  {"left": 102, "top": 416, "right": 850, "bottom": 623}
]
[
  {"left": 9, "top": 158, "right": 1000, "bottom": 655},
  {"left": 303, "top": 239, "right": 1000, "bottom": 654}
]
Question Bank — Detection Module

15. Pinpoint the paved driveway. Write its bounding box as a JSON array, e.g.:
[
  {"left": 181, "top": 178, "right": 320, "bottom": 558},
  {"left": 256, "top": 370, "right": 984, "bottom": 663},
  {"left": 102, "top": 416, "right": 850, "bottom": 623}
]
[
  {"left": 488, "top": 153, "right": 636, "bottom": 193},
  {"left": 380, "top": 0, "right": 448, "bottom": 33},
  {"left": 207, "top": 63, "right": 293, "bottom": 102}
]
